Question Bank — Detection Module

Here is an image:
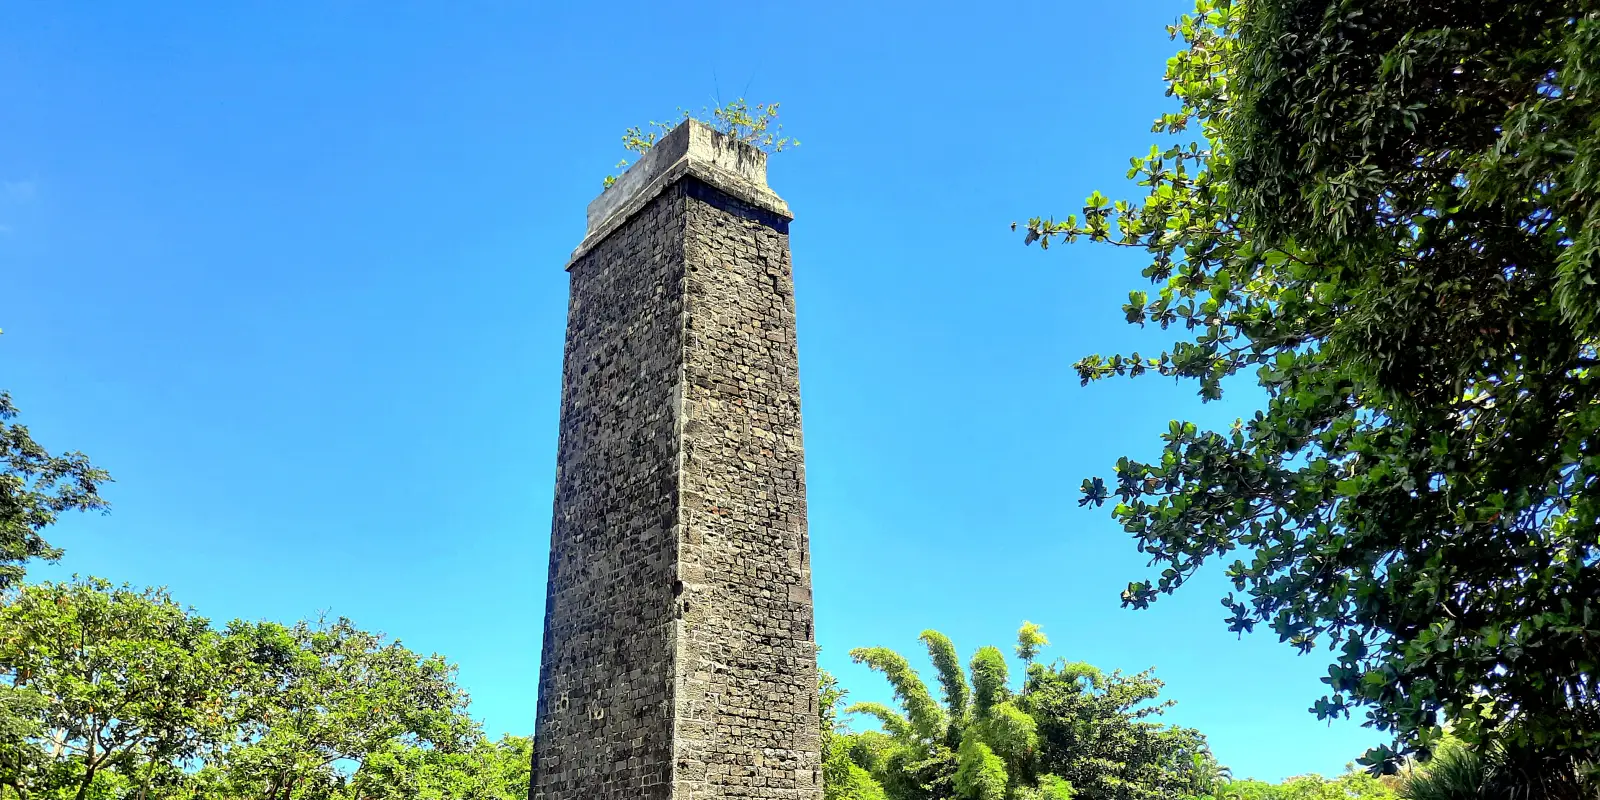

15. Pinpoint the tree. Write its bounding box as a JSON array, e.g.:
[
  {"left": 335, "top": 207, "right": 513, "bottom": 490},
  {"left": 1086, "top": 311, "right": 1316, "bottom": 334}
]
[
  {"left": 0, "top": 578, "right": 233, "bottom": 800},
  {"left": 0, "top": 682, "right": 49, "bottom": 799},
  {"left": 219, "top": 616, "right": 477, "bottom": 800},
  {"left": 1014, "top": 624, "right": 1049, "bottom": 672},
  {"left": 1021, "top": 0, "right": 1600, "bottom": 771},
  {"left": 1396, "top": 733, "right": 1598, "bottom": 800},
  {"left": 1199, "top": 767, "right": 1397, "bottom": 800},
  {"left": 0, "top": 575, "right": 500, "bottom": 800},
  {"left": 1024, "top": 662, "right": 1210, "bottom": 800},
  {"left": 823, "top": 668, "right": 891, "bottom": 800},
  {"left": 347, "top": 735, "right": 532, "bottom": 800},
  {"left": 843, "top": 623, "right": 1207, "bottom": 800},
  {"left": 0, "top": 390, "right": 109, "bottom": 591}
]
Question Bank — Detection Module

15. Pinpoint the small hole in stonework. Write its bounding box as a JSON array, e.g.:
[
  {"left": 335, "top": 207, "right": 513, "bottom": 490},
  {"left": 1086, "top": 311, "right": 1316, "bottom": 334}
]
[{"left": 673, "top": 580, "right": 684, "bottom": 596}]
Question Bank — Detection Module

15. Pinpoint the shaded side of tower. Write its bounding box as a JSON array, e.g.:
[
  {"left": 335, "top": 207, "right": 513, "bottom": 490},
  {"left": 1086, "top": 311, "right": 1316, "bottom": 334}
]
[{"left": 534, "top": 180, "right": 688, "bottom": 800}]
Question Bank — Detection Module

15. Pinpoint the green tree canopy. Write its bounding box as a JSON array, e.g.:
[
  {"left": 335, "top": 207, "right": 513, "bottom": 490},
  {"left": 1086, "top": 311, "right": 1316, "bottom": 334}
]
[
  {"left": 346, "top": 735, "right": 532, "bottom": 800},
  {"left": 0, "top": 576, "right": 512, "bottom": 800},
  {"left": 1024, "top": 0, "right": 1600, "bottom": 771},
  {"left": 1395, "top": 733, "right": 1597, "bottom": 800},
  {"left": 1197, "top": 768, "right": 1396, "bottom": 800},
  {"left": 1024, "top": 662, "right": 1210, "bottom": 800},
  {"left": 0, "top": 391, "right": 109, "bottom": 591},
  {"left": 218, "top": 616, "right": 476, "bottom": 799},
  {"left": 824, "top": 668, "right": 891, "bottom": 800},
  {"left": 839, "top": 623, "right": 1210, "bottom": 800},
  {"left": 0, "top": 578, "right": 232, "bottom": 800}
]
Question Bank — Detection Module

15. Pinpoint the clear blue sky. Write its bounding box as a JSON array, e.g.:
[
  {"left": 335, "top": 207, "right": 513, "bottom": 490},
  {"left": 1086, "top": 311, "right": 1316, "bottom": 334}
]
[{"left": 3, "top": 1, "right": 1380, "bottom": 782}]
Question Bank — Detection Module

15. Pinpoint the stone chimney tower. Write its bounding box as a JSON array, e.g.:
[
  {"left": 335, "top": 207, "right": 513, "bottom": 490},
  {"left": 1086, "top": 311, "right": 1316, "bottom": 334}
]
[{"left": 532, "top": 120, "right": 820, "bottom": 800}]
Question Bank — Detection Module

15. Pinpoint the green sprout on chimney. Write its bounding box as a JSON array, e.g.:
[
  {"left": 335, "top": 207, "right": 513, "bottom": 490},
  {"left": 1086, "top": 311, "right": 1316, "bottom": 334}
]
[{"left": 602, "top": 99, "right": 797, "bottom": 189}]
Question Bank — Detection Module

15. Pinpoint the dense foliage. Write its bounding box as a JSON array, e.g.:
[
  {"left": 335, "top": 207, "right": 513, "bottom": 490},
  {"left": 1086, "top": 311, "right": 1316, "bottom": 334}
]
[
  {"left": 1197, "top": 768, "right": 1397, "bottom": 800},
  {"left": 0, "top": 577, "right": 528, "bottom": 800},
  {"left": 0, "top": 389, "right": 109, "bottom": 591},
  {"left": 833, "top": 623, "right": 1213, "bottom": 800},
  {"left": 823, "top": 668, "right": 890, "bottom": 800},
  {"left": 1023, "top": 662, "right": 1211, "bottom": 799},
  {"left": 1395, "top": 734, "right": 1598, "bottom": 800},
  {"left": 1023, "top": 0, "right": 1600, "bottom": 771}
]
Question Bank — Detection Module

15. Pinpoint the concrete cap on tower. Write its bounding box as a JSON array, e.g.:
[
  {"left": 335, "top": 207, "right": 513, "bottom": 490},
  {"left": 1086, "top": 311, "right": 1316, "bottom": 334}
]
[{"left": 567, "top": 118, "right": 792, "bottom": 267}]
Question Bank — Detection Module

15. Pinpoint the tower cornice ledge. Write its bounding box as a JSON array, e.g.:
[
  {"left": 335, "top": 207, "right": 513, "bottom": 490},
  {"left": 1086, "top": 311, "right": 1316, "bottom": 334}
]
[{"left": 567, "top": 119, "right": 792, "bottom": 269}]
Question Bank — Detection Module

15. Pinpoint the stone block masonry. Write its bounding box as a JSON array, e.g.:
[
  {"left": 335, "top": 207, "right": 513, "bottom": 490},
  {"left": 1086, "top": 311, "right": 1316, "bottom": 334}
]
[{"left": 533, "top": 120, "right": 821, "bottom": 800}]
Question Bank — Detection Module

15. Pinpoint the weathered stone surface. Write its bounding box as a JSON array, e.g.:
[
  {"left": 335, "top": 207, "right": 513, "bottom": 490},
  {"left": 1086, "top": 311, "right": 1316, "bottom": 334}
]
[
  {"left": 534, "top": 120, "right": 820, "bottom": 800},
  {"left": 570, "top": 120, "right": 791, "bottom": 268}
]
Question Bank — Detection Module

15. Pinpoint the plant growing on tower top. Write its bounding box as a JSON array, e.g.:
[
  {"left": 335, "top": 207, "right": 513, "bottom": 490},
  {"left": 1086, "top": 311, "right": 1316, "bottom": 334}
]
[{"left": 602, "top": 98, "right": 797, "bottom": 188}]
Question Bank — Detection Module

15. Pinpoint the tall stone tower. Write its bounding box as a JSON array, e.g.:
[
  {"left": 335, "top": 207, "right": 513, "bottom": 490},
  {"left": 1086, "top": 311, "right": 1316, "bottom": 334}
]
[{"left": 532, "top": 120, "right": 820, "bottom": 800}]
